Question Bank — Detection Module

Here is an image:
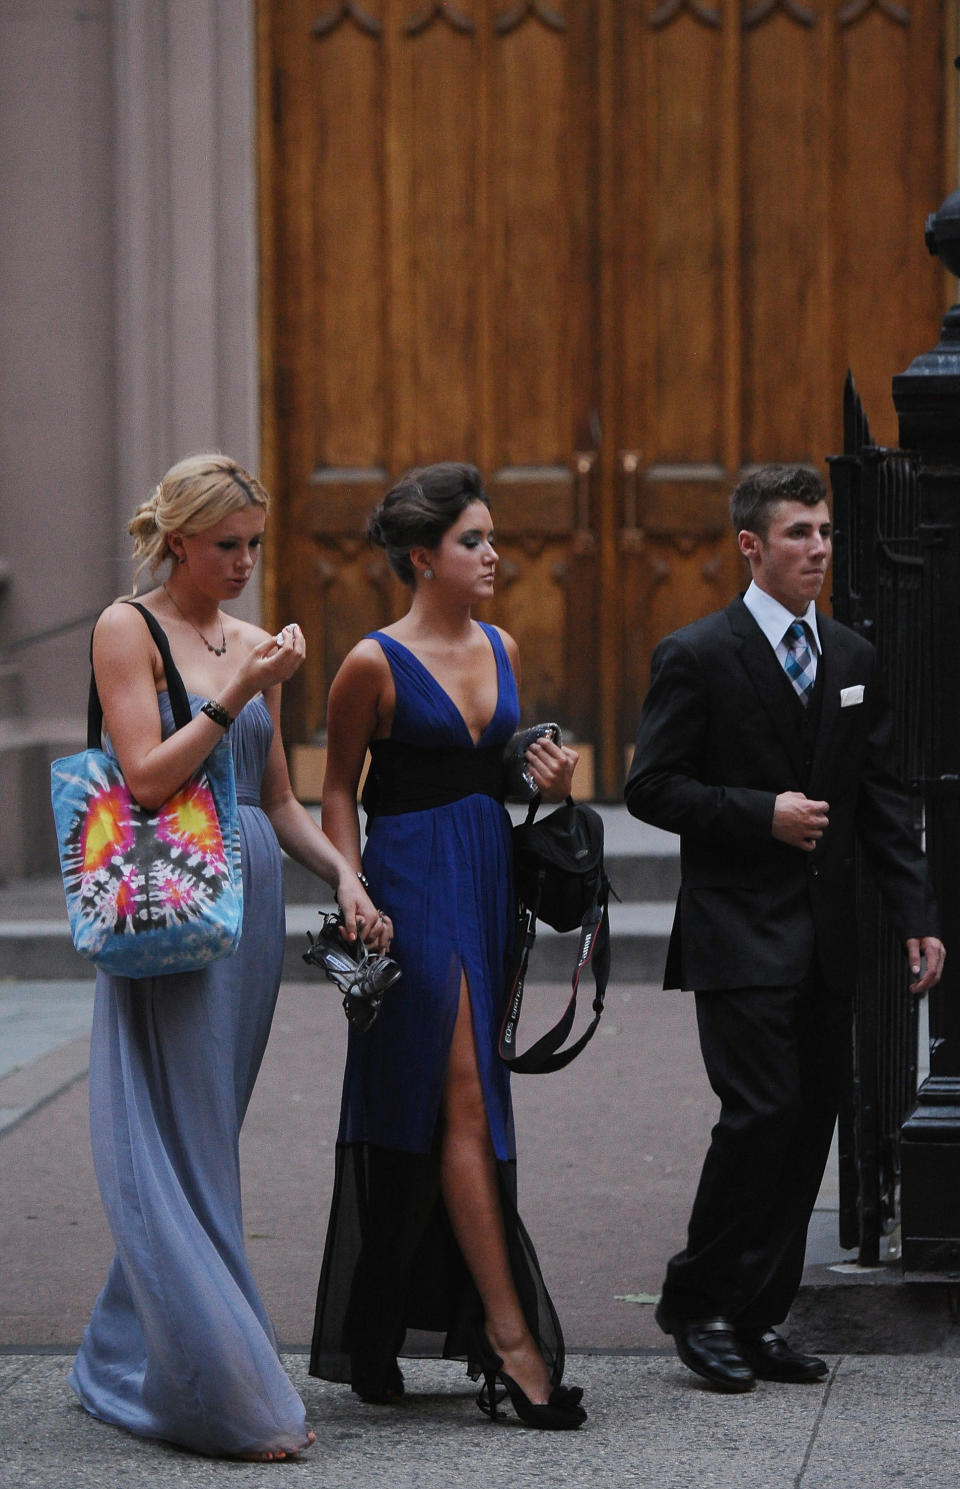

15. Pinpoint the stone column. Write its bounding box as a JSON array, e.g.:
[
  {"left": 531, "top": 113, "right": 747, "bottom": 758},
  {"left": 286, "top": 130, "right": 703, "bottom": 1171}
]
[
  {"left": 0, "top": 0, "right": 117, "bottom": 720},
  {"left": 111, "top": 0, "right": 260, "bottom": 616},
  {"left": 0, "top": 0, "right": 261, "bottom": 878}
]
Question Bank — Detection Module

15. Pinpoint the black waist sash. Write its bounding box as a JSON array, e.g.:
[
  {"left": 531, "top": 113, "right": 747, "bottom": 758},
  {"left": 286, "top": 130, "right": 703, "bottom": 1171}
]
[{"left": 362, "top": 739, "right": 504, "bottom": 821}]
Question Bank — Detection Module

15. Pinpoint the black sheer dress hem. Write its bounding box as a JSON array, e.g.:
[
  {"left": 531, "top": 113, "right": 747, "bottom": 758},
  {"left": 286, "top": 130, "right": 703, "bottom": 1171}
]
[{"left": 309, "top": 1140, "right": 564, "bottom": 1395}]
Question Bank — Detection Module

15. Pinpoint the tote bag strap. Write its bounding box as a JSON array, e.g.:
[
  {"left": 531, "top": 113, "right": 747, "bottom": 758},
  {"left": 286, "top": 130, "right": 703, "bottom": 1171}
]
[{"left": 86, "top": 601, "right": 194, "bottom": 747}]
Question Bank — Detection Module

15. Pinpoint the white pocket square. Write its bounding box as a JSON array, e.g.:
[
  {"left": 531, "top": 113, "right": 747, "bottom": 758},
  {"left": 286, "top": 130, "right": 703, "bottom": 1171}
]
[{"left": 840, "top": 685, "right": 865, "bottom": 708}]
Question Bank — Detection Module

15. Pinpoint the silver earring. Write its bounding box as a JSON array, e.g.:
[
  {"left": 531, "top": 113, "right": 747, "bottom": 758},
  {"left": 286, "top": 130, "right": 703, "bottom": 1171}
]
[{"left": 424, "top": 567, "right": 434, "bottom": 580}]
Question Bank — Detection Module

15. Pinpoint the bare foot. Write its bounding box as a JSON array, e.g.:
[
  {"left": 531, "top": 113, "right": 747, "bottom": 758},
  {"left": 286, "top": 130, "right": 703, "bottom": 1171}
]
[{"left": 232, "top": 1429, "right": 316, "bottom": 1462}]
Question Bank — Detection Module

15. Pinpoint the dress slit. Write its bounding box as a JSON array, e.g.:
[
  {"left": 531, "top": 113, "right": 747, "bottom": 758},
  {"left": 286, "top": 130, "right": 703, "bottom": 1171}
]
[{"left": 443, "top": 964, "right": 503, "bottom": 1153}]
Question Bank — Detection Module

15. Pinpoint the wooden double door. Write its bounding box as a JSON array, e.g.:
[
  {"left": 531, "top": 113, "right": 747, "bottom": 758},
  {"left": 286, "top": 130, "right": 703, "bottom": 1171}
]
[{"left": 259, "top": 0, "right": 949, "bottom": 797}]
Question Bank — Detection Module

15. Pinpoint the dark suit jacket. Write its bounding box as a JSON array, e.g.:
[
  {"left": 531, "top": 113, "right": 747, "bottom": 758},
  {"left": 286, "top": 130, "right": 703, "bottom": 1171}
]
[{"left": 624, "top": 597, "right": 939, "bottom": 995}]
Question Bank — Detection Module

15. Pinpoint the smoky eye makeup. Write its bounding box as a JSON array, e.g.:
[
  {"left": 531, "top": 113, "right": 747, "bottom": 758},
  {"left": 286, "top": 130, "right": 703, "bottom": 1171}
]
[{"left": 218, "top": 535, "right": 264, "bottom": 551}]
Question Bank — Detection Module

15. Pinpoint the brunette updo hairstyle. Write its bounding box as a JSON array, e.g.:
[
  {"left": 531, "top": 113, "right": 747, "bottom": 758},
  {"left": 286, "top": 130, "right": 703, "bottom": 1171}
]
[
  {"left": 366, "top": 462, "right": 489, "bottom": 588},
  {"left": 124, "top": 453, "right": 269, "bottom": 597}
]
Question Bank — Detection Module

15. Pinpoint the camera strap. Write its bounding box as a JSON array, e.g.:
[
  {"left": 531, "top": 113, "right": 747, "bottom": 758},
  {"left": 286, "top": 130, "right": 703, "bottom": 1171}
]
[{"left": 498, "top": 843, "right": 611, "bottom": 1074}]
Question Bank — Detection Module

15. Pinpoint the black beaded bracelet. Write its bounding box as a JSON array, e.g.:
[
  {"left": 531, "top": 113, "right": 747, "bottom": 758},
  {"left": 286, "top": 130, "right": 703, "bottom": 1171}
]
[{"left": 200, "top": 699, "right": 233, "bottom": 730}]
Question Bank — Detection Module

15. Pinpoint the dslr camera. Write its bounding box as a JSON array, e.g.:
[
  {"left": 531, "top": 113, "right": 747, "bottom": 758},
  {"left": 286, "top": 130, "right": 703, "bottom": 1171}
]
[{"left": 303, "top": 910, "right": 401, "bottom": 1032}]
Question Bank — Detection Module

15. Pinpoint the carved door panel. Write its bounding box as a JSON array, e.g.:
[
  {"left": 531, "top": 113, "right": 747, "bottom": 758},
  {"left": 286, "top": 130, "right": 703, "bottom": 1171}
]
[
  {"left": 260, "top": 0, "right": 949, "bottom": 797},
  {"left": 260, "top": 0, "right": 605, "bottom": 765},
  {"left": 606, "top": 0, "right": 947, "bottom": 784}
]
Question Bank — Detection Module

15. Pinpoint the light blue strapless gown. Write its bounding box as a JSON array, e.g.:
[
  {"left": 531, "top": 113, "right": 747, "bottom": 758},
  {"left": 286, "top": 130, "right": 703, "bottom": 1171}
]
[{"left": 69, "top": 694, "right": 309, "bottom": 1457}]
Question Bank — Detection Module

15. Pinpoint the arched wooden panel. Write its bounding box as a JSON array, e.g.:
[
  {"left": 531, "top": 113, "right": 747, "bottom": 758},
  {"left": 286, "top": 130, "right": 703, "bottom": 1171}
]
[{"left": 260, "top": 0, "right": 950, "bottom": 796}]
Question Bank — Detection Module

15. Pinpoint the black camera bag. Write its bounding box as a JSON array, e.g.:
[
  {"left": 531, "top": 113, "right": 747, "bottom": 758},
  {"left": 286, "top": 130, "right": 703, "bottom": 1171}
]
[
  {"left": 500, "top": 797, "right": 612, "bottom": 1074},
  {"left": 513, "top": 797, "right": 606, "bottom": 932}
]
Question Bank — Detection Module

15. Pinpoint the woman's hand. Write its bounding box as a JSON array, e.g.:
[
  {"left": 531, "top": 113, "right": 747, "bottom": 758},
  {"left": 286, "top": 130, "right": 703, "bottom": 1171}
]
[
  {"left": 207, "top": 623, "right": 307, "bottom": 736},
  {"left": 524, "top": 736, "right": 580, "bottom": 803},
  {"left": 358, "top": 908, "right": 394, "bottom": 954},
  {"left": 229, "top": 623, "right": 305, "bottom": 700},
  {"left": 336, "top": 871, "right": 394, "bottom": 953},
  {"left": 94, "top": 607, "right": 308, "bottom": 811}
]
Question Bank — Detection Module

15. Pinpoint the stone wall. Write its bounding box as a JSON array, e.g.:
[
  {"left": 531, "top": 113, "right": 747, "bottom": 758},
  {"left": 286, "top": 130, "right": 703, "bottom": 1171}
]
[{"left": 0, "top": 0, "right": 260, "bottom": 879}]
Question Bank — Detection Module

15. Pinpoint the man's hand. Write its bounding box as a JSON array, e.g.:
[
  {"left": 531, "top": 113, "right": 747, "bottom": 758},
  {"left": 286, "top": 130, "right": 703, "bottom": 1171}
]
[
  {"left": 905, "top": 935, "right": 946, "bottom": 996},
  {"left": 772, "top": 791, "right": 830, "bottom": 851}
]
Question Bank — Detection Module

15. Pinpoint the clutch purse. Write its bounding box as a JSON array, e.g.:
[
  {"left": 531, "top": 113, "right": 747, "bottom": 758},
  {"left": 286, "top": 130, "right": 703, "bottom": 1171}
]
[
  {"left": 49, "top": 604, "right": 243, "bottom": 979},
  {"left": 501, "top": 722, "right": 562, "bottom": 801}
]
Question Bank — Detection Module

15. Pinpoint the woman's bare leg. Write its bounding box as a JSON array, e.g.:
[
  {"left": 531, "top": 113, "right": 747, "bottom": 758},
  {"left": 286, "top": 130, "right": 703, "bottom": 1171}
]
[{"left": 440, "top": 976, "right": 552, "bottom": 1404}]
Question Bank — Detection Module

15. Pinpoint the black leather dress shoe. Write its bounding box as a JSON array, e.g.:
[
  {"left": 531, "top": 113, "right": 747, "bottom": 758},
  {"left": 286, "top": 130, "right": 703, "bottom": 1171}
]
[
  {"left": 737, "top": 1329, "right": 828, "bottom": 1384},
  {"left": 656, "top": 1306, "right": 755, "bottom": 1393}
]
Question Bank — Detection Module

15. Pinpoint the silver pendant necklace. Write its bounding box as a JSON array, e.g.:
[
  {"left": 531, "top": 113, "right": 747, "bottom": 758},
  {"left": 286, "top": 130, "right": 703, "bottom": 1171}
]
[{"left": 162, "top": 583, "right": 227, "bottom": 656}]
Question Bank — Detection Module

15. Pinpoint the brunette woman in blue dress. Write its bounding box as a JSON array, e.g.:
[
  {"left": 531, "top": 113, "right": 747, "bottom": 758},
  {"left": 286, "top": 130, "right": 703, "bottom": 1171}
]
[{"left": 310, "top": 462, "right": 586, "bottom": 1430}]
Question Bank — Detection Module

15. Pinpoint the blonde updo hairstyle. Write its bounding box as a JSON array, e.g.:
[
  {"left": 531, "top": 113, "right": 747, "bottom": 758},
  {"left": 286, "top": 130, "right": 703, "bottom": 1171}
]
[{"left": 125, "top": 453, "right": 269, "bottom": 597}]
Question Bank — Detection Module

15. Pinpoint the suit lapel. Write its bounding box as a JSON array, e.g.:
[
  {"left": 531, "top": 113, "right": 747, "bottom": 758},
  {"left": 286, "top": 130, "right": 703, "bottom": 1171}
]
[{"left": 726, "top": 598, "right": 805, "bottom": 776}]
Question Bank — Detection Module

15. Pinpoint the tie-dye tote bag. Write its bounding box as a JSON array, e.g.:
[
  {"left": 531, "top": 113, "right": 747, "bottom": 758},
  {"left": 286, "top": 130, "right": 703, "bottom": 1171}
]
[{"left": 49, "top": 604, "right": 243, "bottom": 978}]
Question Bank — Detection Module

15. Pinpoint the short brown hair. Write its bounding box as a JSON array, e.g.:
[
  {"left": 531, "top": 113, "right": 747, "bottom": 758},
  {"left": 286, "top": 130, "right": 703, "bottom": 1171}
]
[{"left": 730, "top": 465, "right": 827, "bottom": 540}]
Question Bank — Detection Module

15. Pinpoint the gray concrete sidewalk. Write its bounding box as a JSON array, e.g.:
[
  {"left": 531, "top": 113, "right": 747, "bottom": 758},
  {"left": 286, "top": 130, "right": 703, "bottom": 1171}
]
[
  {"left": 0, "top": 977, "right": 854, "bottom": 1353},
  {"left": 2, "top": 953, "right": 958, "bottom": 1486},
  {"left": 3, "top": 1350, "right": 959, "bottom": 1488},
  {"left": 0, "top": 979, "right": 93, "bottom": 1133}
]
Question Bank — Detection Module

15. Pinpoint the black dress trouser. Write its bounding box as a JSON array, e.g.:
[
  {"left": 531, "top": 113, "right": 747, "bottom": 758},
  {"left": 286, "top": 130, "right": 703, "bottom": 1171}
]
[{"left": 660, "top": 966, "right": 852, "bottom": 1330}]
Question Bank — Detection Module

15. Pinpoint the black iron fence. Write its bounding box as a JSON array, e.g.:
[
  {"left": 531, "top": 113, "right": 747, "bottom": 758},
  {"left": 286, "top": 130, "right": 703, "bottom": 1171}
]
[
  {"left": 829, "top": 372, "right": 928, "bottom": 1264},
  {"left": 827, "top": 167, "right": 960, "bottom": 1273}
]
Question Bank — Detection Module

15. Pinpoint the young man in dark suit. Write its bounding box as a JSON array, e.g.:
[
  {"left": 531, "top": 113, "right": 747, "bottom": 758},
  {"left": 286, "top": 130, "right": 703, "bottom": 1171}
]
[{"left": 625, "top": 464, "right": 945, "bottom": 1392}]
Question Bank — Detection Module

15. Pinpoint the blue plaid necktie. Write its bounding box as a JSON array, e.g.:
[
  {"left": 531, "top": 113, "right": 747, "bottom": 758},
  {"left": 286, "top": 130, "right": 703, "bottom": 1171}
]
[{"left": 783, "top": 620, "right": 815, "bottom": 706}]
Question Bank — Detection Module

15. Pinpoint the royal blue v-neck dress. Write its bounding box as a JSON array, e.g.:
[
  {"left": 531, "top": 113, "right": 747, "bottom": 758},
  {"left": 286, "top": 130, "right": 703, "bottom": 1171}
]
[{"left": 310, "top": 625, "right": 563, "bottom": 1397}]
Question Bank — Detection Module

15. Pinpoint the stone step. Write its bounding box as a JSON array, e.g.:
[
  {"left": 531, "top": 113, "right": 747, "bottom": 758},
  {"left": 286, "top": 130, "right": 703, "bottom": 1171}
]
[
  {"left": 0, "top": 896, "right": 675, "bottom": 984},
  {"left": 0, "top": 807, "right": 678, "bottom": 984},
  {"left": 0, "top": 663, "right": 25, "bottom": 721},
  {"left": 289, "top": 900, "right": 674, "bottom": 985},
  {"left": 0, "top": 719, "right": 86, "bottom": 880},
  {"left": 281, "top": 821, "right": 680, "bottom": 904}
]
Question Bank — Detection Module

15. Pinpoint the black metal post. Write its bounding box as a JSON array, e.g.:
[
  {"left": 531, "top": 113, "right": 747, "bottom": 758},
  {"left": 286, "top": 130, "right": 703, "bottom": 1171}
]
[
  {"left": 894, "top": 188, "right": 960, "bottom": 1271},
  {"left": 830, "top": 404, "right": 925, "bottom": 1266}
]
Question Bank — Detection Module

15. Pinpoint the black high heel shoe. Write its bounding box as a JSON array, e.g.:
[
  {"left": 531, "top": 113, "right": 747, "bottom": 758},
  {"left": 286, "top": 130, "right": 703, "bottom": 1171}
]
[
  {"left": 351, "top": 1358, "right": 405, "bottom": 1405},
  {"left": 473, "top": 1332, "right": 586, "bottom": 1431}
]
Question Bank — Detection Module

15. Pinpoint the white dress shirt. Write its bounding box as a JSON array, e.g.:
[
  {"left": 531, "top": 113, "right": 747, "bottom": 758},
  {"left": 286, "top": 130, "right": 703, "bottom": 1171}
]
[{"left": 742, "top": 581, "right": 821, "bottom": 685}]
